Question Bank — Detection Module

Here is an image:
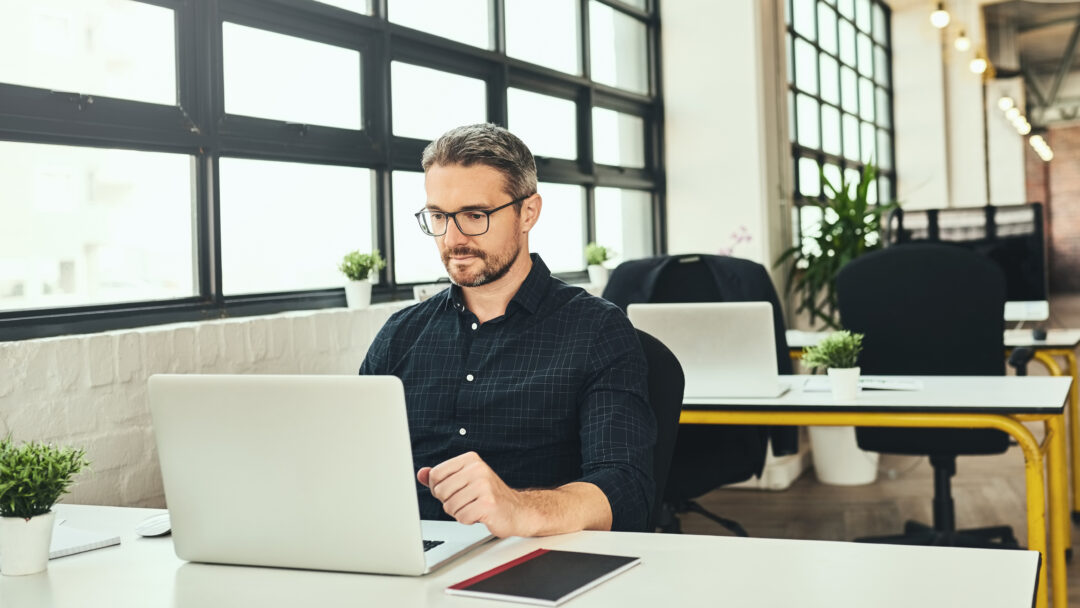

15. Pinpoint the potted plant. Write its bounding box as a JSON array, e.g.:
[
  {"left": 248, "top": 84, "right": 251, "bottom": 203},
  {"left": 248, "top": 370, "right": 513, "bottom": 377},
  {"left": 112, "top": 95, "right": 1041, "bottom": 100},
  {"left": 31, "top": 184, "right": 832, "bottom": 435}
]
[
  {"left": 0, "top": 437, "right": 90, "bottom": 576},
  {"left": 585, "top": 242, "right": 613, "bottom": 287},
  {"left": 775, "top": 163, "right": 896, "bottom": 328},
  {"left": 338, "top": 249, "right": 386, "bottom": 309},
  {"left": 802, "top": 330, "right": 864, "bottom": 401}
]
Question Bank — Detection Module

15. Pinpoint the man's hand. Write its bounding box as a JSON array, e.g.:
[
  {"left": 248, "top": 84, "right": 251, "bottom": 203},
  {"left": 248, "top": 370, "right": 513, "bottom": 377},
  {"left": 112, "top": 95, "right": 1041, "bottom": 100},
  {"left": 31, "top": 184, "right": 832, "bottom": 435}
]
[{"left": 417, "top": 451, "right": 532, "bottom": 538}]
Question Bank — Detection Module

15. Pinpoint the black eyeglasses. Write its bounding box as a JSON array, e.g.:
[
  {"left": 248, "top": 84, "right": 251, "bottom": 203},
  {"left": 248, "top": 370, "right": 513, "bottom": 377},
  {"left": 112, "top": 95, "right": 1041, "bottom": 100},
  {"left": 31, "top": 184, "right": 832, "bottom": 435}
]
[{"left": 414, "top": 197, "right": 528, "bottom": 237}]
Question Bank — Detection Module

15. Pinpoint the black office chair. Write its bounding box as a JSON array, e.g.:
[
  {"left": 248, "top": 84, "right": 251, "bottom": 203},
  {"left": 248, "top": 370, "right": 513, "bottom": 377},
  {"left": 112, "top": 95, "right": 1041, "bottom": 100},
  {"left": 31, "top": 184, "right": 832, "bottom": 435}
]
[
  {"left": 604, "top": 254, "right": 795, "bottom": 535},
  {"left": 635, "top": 329, "right": 685, "bottom": 531},
  {"left": 836, "top": 243, "right": 1019, "bottom": 548}
]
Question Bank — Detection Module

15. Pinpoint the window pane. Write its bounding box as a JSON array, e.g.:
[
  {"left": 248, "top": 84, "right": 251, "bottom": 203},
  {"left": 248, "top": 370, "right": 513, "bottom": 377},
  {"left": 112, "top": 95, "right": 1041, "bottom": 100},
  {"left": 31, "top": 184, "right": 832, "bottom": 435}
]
[
  {"left": 0, "top": 141, "right": 194, "bottom": 311},
  {"left": 798, "top": 156, "right": 821, "bottom": 197},
  {"left": 855, "top": 0, "right": 872, "bottom": 32},
  {"left": 821, "top": 104, "right": 841, "bottom": 155},
  {"left": 857, "top": 33, "right": 873, "bottom": 76},
  {"left": 875, "top": 45, "right": 891, "bottom": 86},
  {"left": 507, "top": 0, "right": 580, "bottom": 74},
  {"left": 595, "top": 188, "right": 654, "bottom": 265},
  {"left": 794, "top": 38, "right": 818, "bottom": 95},
  {"left": 860, "top": 121, "right": 876, "bottom": 163},
  {"left": 838, "top": 0, "right": 854, "bottom": 18},
  {"left": 879, "top": 175, "right": 893, "bottom": 203},
  {"left": 799, "top": 205, "right": 824, "bottom": 256},
  {"left": 392, "top": 171, "right": 446, "bottom": 284},
  {"left": 786, "top": 33, "right": 795, "bottom": 85},
  {"left": 388, "top": 0, "right": 490, "bottom": 49},
  {"left": 872, "top": 3, "right": 888, "bottom": 44},
  {"left": 843, "top": 113, "right": 860, "bottom": 160},
  {"left": 796, "top": 94, "right": 820, "bottom": 148},
  {"left": 876, "top": 86, "right": 891, "bottom": 127},
  {"left": 859, "top": 77, "right": 875, "bottom": 121},
  {"left": 0, "top": 0, "right": 175, "bottom": 105},
  {"left": 219, "top": 159, "right": 372, "bottom": 295},
  {"left": 818, "top": 2, "right": 838, "bottom": 54},
  {"left": 877, "top": 129, "right": 893, "bottom": 170},
  {"left": 508, "top": 89, "right": 577, "bottom": 160},
  {"left": 822, "top": 163, "right": 843, "bottom": 196},
  {"left": 820, "top": 54, "right": 839, "bottom": 104},
  {"left": 392, "top": 63, "right": 486, "bottom": 140},
  {"left": 793, "top": 0, "right": 816, "bottom": 41},
  {"left": 619, "top": 0, "right": 647, "bottom": 8},
  {"left": 593, "top": 108, "right": 646, "bottom": 167},
  {"left": 838, "top": 19, "right": 856, "bottom": 65},
  {"left": 312, "top": 0, "right": 370, "bottom": 13},
  {"left": 223, "top": 23, "right": 361, "bottom": 130},
  {"left": 589, "top": 1, "right": 649, "bottom": 94},
  {"left": 840, "top": 66, "right": 858, "bottom": 112},
  {"left": 788, "top": 91, "right": 797, "bottom": 142},
  {"left": 528, "top": 183, "right": 586, "bottom": 273}
]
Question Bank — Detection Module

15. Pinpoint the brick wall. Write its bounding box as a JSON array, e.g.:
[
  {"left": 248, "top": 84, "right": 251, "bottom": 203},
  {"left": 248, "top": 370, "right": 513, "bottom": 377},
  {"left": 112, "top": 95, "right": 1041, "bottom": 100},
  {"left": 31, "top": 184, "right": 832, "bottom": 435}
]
[
  {"left": 0, "top": 303, "right": 411, "bottom": 508},
  {"left": 1028, "top": 124, "right": 1080, "bottom": 293}
]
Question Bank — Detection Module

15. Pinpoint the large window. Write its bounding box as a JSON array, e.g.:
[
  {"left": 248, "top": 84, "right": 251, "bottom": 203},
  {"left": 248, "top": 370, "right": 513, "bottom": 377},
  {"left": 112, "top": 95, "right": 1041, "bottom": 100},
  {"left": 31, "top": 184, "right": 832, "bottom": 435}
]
[
  {"left": 786, "top": 0, "right": 895, "bottom": 238},
  {"left": 0, "top": 0, "right": 663, "bottom": 340}
]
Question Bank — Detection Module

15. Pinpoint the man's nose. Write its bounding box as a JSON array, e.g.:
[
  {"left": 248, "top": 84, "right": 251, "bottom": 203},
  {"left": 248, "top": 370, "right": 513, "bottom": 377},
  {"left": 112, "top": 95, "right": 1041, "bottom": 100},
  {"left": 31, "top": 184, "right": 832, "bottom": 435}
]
[{"left": 442, "top": 217, "right": 469, "bottom": 247}]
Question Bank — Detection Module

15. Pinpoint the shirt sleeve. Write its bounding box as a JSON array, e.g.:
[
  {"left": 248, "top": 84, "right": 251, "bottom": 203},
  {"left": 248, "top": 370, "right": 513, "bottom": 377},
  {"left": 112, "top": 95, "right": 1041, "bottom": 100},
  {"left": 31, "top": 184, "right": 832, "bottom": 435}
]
[
  {"left": 575, "top": 307, "right": 657, "bottom": 532},
  {"left": 358, "top": 316, "right": 394, "bottom": 376}
]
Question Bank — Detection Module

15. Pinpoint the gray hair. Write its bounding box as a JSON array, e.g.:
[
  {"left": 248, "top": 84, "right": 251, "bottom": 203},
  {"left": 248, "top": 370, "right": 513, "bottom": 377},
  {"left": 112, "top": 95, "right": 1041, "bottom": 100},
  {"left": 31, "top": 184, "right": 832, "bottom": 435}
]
[{"left": 421, "top": 123, "right": 537, "bottom": 201}]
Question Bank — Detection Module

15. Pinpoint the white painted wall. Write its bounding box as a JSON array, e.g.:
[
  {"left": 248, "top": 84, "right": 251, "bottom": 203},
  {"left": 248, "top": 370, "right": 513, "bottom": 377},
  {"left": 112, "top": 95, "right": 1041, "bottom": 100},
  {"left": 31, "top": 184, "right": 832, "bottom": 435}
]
[
  {"left": 660, "top": 0, "right": 791, "bottom": 271},
  {"left": 0, "top": 303, "right": 410, "bottom": 508}
]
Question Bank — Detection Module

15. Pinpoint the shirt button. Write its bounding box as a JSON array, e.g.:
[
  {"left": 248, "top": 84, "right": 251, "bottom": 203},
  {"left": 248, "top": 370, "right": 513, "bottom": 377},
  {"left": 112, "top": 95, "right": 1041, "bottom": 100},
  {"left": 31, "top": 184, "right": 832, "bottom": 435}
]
[
  {"left": 466, "top": 373, "right": 475, "bottom": 382},
  {"left": 458, "top": 427, "right": 467, "bottom": 436},
  {"left": 471, "top": 322, "right": 478, "bottom": 330}
]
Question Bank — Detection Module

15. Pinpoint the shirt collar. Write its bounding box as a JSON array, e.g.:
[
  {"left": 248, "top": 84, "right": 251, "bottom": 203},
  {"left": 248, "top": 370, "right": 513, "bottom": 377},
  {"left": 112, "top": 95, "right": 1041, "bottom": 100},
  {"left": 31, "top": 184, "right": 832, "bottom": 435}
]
[{"left": 446, "top": 253, "right": 550, "bottom": 316}]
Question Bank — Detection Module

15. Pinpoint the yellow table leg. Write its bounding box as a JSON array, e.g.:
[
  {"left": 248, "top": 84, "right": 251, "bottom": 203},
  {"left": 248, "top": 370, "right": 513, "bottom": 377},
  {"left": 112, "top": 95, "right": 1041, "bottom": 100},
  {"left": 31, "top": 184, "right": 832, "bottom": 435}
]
[
  {"left": 679, "top": 410, "right": 1050, "bottom": 608},
  {"left": 1063, "top": 351, "right": 1080, "bottom": 523},
  {"left": 1046, "top": 414, "right": 1070, "bottom": 608}
]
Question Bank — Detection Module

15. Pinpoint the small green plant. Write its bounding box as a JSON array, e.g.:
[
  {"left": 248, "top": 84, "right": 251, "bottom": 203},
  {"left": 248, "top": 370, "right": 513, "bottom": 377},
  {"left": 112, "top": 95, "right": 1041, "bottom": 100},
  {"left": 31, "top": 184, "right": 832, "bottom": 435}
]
[
  {"left": 338, "top": 249, "right": 386, "bottom": 281},
  {"left": 585, "top": 242, "right": 612, "bottom": 266},
  {"left": 0, "top": 437, "right": 90, "bottom": 519},
  {"left": 802, "top": 330, "right": 864, "bottom": 370}
]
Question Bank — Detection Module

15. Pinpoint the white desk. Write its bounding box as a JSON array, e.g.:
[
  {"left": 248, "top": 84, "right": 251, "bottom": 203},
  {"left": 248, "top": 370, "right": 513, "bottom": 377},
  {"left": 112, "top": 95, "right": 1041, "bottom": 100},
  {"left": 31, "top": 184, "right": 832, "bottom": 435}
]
[
  {"left": 786, "top": 328, "right": 1080, "bottom": 351},
  {"left": 0, "top": 505, "right": 1039, "bottom": 608},
  {"left": 682, "top": 374, "right": 1072, "bottom": 608}
]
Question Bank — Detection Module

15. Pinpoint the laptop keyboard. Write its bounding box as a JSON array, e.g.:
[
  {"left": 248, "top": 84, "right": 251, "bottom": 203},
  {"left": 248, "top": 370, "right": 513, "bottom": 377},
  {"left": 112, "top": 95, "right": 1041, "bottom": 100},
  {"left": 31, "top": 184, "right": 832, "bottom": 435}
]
[{"left": 422, "top": 539, "right": 445, "bottom": 552}]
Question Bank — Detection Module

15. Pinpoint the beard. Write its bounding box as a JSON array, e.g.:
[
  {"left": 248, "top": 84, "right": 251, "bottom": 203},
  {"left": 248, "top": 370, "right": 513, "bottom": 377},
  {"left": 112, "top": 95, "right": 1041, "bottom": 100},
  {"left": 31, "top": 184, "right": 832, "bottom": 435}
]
[{"left": 441, "top": 243, "right": 521, "bottom": 287}]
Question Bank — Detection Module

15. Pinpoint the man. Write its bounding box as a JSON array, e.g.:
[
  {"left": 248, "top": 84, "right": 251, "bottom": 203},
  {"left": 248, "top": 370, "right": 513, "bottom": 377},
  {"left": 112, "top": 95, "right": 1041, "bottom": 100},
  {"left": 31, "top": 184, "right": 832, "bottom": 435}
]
[{"left": 360, "top": 123, "right": 655, "bottom": 538}]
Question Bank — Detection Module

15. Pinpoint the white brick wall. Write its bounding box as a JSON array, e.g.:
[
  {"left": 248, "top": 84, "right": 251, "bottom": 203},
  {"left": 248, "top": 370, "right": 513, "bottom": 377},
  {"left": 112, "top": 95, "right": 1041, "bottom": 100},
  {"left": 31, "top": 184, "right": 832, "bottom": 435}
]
[{"left": 0, "top": 302, "right": 412, "bottom": 509}]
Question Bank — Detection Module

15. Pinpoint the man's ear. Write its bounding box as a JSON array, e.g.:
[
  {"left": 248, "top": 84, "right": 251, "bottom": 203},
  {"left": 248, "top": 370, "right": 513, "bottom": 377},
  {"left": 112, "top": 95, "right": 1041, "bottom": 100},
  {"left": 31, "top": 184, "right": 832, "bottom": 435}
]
[{"left": 519, "top": 193, "right": 542, "bottom": 234}]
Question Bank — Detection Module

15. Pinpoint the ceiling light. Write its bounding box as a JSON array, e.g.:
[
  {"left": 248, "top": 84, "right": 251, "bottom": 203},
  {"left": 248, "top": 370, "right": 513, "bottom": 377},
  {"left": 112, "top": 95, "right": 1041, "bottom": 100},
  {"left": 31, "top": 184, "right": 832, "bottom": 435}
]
[
  {"left": 930, "top": 3, "right": 951, "bottom": 29},
  {"left": 1030, "top": 135, "right": 1045, "bottom": 146},
  {"left": 969, "top": 56, "right": 988, "bottom": 74},
  {"left": 1017, "top": 122, "right": 1032, "bottom": 135},
  {"left": 1005, "top": 107, "right": 1020, "bottom": 120},
  {"left": 954, "top": 30, "right": 971, "bottom": 52},
  {"left": 998, "top": 97, "right": 1015, "bottom": 111}
]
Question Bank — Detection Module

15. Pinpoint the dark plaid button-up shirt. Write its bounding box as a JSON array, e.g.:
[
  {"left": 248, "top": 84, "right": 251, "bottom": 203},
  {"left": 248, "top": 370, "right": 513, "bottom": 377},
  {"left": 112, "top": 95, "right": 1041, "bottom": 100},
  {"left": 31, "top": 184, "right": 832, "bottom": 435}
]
[{"left": 359, "top": 254, "right": 656, "bottom": 531}]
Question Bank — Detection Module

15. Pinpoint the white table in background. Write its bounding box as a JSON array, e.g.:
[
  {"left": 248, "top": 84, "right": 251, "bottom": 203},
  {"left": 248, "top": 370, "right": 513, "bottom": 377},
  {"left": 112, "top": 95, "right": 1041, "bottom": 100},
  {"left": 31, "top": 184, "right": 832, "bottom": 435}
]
[
  {"left": 683, "top": 375, "right": 1071, "bottom": 608},
  {"left": 0, "top": 504, "right": 1040, "bottom": 608}
]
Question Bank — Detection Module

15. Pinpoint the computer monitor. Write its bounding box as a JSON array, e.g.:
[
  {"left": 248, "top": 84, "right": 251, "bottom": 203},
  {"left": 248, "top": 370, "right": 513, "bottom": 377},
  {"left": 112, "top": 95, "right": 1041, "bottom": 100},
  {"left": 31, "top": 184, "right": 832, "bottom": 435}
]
[{"left": 885, "top": 203, "right": 1049, "bottom": 322}]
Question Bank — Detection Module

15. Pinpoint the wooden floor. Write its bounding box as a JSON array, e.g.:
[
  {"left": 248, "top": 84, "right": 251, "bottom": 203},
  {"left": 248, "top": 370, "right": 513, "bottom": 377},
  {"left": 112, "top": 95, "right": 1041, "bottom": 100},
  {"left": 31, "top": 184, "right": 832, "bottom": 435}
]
[{"left": 679, "top": 293, "right": 1080, "bottom": 605}]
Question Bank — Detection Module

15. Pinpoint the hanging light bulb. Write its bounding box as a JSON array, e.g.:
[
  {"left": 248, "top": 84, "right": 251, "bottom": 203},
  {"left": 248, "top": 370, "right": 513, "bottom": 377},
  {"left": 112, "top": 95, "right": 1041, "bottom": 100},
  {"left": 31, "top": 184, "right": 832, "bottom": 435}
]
[
  {"left": 1017, "top": 121, "right": 1032, "bottom": 135},
  {"left": 930, "top": 2, "right": 951, "bottom": 29},
  {"left": 970, "top": 55, "right": 988, "bottom": 74},
  {"left": 1005, "top": 107, "right": 1020, "bottom": 120},
  {"left": 954, "top": 30, "right": 971, "bottom": 52},
  {"left": 998, "top": 96, "right": 1015, "bottom": 111}
]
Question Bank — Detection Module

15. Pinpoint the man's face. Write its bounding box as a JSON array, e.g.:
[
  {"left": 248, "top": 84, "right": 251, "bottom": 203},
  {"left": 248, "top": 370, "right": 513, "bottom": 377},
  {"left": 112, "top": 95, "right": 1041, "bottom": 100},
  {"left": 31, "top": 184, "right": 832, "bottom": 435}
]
[{"left": 424, "top": 163, "right": 534, "bottom": 287}]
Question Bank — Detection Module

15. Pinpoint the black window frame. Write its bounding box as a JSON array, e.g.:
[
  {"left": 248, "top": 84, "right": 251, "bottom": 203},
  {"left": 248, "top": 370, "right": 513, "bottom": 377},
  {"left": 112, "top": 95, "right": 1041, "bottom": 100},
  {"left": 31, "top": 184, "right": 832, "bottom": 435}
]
[
  {"left": 0, "top": 0, "right": 666, "bottom": 341},
  {"left": 785, "top": 0, "right": 896, "bottom": 234}
]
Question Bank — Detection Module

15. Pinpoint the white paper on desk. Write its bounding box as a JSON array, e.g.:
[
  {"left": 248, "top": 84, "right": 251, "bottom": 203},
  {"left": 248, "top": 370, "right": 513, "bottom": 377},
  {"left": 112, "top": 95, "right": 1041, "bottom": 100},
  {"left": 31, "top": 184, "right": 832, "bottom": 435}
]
[
  {"left": 49, "top": 522, "right": 121, "bottom": 559},
  {"left": 801, "top": 377, "right": 924, "bottom": 392}
]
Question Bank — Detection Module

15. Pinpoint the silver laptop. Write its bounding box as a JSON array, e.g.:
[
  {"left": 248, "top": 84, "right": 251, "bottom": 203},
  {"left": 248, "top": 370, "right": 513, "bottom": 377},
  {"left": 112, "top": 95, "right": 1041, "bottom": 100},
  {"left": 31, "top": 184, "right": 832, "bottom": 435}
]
[
  {"left": 148, "top": 374, "right": 492, "bottom": 576},
  {"left": 627, "top": 302, "right": 789, "bottom": 398}
]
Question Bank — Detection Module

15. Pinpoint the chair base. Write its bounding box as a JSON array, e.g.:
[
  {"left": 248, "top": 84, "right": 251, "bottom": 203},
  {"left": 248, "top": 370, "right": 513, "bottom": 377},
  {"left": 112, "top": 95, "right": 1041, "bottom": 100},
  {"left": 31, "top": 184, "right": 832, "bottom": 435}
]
[
  {"left": 855, "top": 519, "right": 1021, "bottom": 549},
  {"left": 657, "top": 500, "right": 750, "bottom": 537}
]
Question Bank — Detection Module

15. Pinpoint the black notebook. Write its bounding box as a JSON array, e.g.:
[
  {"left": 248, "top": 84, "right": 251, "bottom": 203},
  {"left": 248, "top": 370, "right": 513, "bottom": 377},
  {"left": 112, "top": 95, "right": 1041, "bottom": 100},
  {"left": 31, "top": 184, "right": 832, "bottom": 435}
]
[{"left": 445, "top": 548, "right": 641, "bottom": 606}]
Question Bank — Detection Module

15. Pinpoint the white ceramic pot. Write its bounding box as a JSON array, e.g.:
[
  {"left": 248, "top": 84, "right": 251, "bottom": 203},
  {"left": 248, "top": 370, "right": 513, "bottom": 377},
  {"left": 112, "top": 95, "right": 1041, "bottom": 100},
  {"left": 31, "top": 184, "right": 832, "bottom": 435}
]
[
  {"left": 0, "top": 511, "right": 56, "bottom": 576},
  {"left": 587, "top": 264, "right": 609, "bottom": 287},
  {"left": 827, "top": 366, "right": 860, "bottom": 401},
  {"left": 344, "top": 279, "right": 372, "bottom": 309},
  {"left": 808, "top": 426, "right": 879, "bottom": 486}
]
